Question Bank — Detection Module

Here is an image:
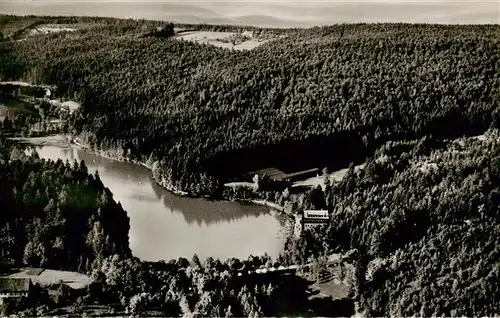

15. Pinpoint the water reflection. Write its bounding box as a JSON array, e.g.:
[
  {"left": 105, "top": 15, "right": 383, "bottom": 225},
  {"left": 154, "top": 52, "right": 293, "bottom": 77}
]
[
  {"left": 34, "top": 145, "right": 287, "bottom": 261},
  {"left": 162, "top": 194, "right": 266, "bottom": 226}
]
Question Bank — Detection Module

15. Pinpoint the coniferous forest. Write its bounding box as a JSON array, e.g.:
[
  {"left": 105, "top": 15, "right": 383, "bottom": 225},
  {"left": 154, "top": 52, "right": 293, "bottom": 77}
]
[
  {"left": 0, "top": 138, "right": 131, "bottom": 272},
  {"left": 323, "top": 132, "right": 500, "bottom": 316},
  {"left": 1, "top": 17, "right": 498, "bottom": 195},
  {"left": 0, "top": 15, "right": 499, "bottom": 317}
]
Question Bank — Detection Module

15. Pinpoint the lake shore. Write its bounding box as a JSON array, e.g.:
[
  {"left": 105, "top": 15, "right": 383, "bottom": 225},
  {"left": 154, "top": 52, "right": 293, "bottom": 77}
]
[
  {"left": 12, "top": 134, "right": 299, "bottom": 227},
  {"left": 29, "top": 140, "right": 289, "bottom": 261},
  {"left": 12, "top": 134, "right": 190, "bottom": 196},
  {"left": 12, "top": 135, "right": 294, "bottom": 216}
]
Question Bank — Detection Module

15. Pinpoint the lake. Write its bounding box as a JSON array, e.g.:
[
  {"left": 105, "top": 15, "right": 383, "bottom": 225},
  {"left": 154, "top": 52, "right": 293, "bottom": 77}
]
[{"left": 33, "top": 145, "right": 290, "bottom": 262}]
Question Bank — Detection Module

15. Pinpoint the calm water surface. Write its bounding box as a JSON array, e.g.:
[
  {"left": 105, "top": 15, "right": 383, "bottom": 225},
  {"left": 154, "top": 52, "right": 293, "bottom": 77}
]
[{"left": 34, "top": 146, "right": 289, "bottom": 262}]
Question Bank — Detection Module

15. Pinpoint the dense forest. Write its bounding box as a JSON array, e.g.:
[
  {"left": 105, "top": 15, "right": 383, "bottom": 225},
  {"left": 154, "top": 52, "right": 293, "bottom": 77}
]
[
  {"left": 301, "top": 131, "right": 500, "bottom": 316},
  {"left": 2, "top": 132, "right": 498, "bottom": 317},
  {"left": 1, "top": 15, "right": 500, "bottom": 316},
  {"left": 0, "top": 138, "right": 130, "bottom": 272},
  {"left": 4, "top": 251, "right": 347, "bottom": 317},
  {"left": 0, "top": 16, "right": 497, "bottom": 196},
  {"left": 86, "top": 253, "right": 344, "bottom": 317}
]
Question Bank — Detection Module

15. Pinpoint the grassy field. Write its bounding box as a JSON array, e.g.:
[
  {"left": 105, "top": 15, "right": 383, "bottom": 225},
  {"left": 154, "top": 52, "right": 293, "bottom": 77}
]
[
  {"left": 28, "top": 24, "right": 77, "bottom": 36},
  {"left": 175, "top": 30, "right": 270, "bottom": 50},
  {"left": 0, "top": 98, "right": 38, "bottom": 120},
  {"left": 293, "top": 164, "right": 366, "bottom": 190}
]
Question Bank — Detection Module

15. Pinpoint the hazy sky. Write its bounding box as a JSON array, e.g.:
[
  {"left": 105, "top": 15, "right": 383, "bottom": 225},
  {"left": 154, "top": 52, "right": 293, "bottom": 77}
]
[{"left": 2, "top": 0, "right": 498, "bottom": 26}]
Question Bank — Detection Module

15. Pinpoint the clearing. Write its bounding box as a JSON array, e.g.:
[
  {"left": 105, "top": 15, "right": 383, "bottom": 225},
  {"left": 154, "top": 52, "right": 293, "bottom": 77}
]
[
  {"left": 3, "top": 98, "right": 37, "bottom": 114},
  {"left": 28, "top": 24, "right": 77, "bottom": 36},
  {"left": 0, "top": 81, "right": 56, "bottom": 90},
  {"left": 1, "top": 81, "right": 81, "bottom": 114},
  {"left": 293, "top": 164, "right": 365, "bottom": 190},
  {"left": 48, "top": 99, "right": 81, "bottom": 114},
  {"left": 10, "top": 134, "right": 72, "bottom": 147},
  {"left": 293, "top": 155, "right": 390, "bottom": 190},
  {"left": 174, "top": 30, "right": 271, "bottom": 50},
  {"left": 224, "top": 181, "right": 256, "bottom": 188},
  {"left": 224, "top": 164, "right": 362, "bottom": 191}
]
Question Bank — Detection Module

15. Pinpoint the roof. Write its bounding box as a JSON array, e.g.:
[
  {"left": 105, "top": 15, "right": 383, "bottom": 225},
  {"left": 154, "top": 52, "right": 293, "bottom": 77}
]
[
  {"left": 282, "top": 168, "right": 320, "bottom": 179},
  {"left": 304, "top": 210, "right": 329, "bottom": 220},
  {"left": 0, "top": 278, "right": 31, "bottom": 293},
  {"left": 251, "top": 168, "right": 287, "bottom": 180},
  {"left": 302, "top": 219, "right": 329, "bottom": 224}
]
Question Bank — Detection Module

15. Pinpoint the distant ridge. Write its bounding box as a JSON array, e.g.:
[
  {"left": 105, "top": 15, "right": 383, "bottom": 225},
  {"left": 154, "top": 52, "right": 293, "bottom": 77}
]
[{"left": 1, "top": 1, "right": 498, "bottom": 27}]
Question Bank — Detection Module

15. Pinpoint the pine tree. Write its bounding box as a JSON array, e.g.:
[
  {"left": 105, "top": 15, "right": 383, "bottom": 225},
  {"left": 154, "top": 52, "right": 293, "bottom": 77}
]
[
  {"left": 224, "top": 305, "right": 234, "bottom": 317},
  {"left": 23, "top": 241, "right": 35, "bottom": 265}
]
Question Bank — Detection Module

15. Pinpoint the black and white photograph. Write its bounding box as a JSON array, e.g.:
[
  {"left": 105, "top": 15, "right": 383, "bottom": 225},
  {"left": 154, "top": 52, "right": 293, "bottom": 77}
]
[{"left": 0, "top": 0, "right": 498, "bottom": 316}]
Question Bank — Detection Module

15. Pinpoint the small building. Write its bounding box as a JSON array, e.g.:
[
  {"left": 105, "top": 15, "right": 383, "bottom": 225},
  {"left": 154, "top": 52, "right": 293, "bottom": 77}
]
[
  {"left": 48, "top": 119, "right": 64, "bottom": 130},
  {"left": 249, "top": 167, "right": 319, "bottom": 183},
  {"left": 294, "top": 210, "right": 330, "bottom": 237},
  {"left": 249, "top": 167, "right": 287, "bottom": 181},
  {"left": 242, "top": 30, "right": 254, "bottom": 38},
  {"left": 304, "top": 210, "right": 329, "bottom": 220},
  {"left": 0, "top": 278, "right": 32, "bottom": 299}
]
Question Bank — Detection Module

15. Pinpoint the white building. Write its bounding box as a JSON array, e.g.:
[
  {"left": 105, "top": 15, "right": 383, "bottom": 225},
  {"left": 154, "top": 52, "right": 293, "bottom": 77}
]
[
  {"left": 303, "top": 210, "right": 329, "bottom": 220},
  {"left": 242, "top": 30, "right": 254, "bottom": 38},
  {"left": 294, "top": 210, "right": 330, "bottom": 236}
]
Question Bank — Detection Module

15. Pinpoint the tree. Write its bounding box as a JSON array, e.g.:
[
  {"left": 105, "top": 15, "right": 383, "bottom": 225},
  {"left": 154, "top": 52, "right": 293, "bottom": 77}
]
[
  {"left": 204, "top": 257, "right": 215, "bottom": 270},
  {"left": 128, "top": 293, "right": 149, "bottom": 316},
  {"left": 304, "top": 185, "right": 326, "bottom": 210},
  {"left": 9, "top": 146, "right": 26, "bottom": 161},
  {"left": 179, "top": 294, "right": 191, "bottom": 316},
  {"left": 224, "top": 305, "right": 234, "bottom": 317},
  {"left": 2, "top": 118, "right": 12, "bottom": 131},
  {"left": 91, "top": 270, "right": 106, "bottom": 283},
  {"left": 23, "top": 242, "right": 35, "bottom": 265},
  {"left": 191, "top": 254, "right": 201, "bottom": 268}
]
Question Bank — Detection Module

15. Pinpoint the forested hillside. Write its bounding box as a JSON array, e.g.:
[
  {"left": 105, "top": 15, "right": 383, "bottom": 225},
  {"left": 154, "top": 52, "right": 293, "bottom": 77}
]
[
  {"left": 0, "top": 17, "right": 498, "bottom": 196},
  {"left": 292, "top": 131, "right": 500, "bottom": 316},
  {"left": 0, "top": 138, "right": 130, "bottom": 272},
  {"left": 0, "top": 15, "right": 499, "bottom": 317},
  {"left": 87, "top": 253, "right": 338, "bottom": 317}
]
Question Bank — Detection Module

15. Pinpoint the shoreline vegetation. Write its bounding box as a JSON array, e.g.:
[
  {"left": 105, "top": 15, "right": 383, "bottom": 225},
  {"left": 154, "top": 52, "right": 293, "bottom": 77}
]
[
  {"left": 12, "top": 134, "right": 191, "bottom": 196},
  {"left": 11, "top": 134, "right": 295, "bottom": 218}
]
